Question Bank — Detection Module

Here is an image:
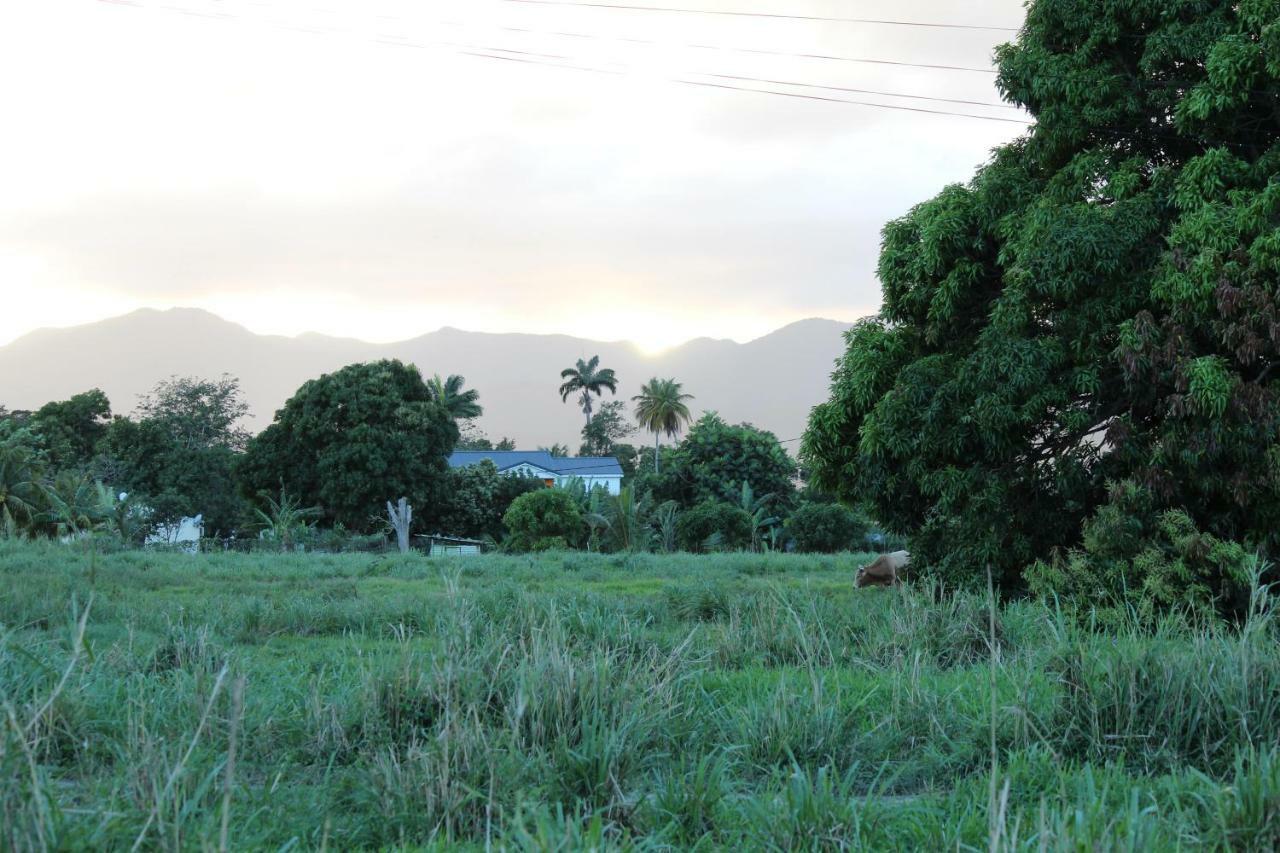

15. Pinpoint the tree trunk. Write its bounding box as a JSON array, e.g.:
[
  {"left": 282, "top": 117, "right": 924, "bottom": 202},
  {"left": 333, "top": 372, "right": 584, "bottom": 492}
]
[
  {"left": 386, "top": 497, "right": 412, "bottom": 555},
  {"left": 654, "top": 431, "right": 661, "bottom": 474}
]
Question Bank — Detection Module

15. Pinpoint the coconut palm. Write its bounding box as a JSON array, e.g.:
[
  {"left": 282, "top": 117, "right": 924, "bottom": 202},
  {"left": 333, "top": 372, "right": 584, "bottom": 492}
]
[
  {"left": 0, "top": 435, "right": 48, "bottom": 537},
  {"left": 427, "top": 374, "right": 483, "bottom": 421},
  {"left": 45, "top": 470, "right": 107, "bottom": 539},
  {"left": 559, "top": 356, "right": 618, "bottom": 426},
  {"left": 632, "top": 378, "right": 693, "bottom": 474}
]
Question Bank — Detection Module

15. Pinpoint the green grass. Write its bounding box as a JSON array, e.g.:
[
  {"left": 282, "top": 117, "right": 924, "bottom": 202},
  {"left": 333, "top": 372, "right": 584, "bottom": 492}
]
[{"left": 2, "top": 540, "right": 1279, "bottom": 850}]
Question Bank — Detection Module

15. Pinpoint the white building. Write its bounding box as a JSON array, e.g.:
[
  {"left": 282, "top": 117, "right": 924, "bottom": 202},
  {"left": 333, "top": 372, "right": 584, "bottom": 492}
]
[{"left": 447, "top": 450, "right": 624, "bottom": 495}]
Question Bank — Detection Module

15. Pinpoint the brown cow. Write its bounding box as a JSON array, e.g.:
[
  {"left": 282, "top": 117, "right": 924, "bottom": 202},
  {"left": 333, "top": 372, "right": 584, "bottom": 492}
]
[{"left": 855, "top": 550, "right": 910, "bottom": 588}]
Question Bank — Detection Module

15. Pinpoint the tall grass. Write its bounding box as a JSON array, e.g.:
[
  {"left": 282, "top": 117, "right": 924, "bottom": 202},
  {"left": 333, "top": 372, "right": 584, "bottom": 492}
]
[{"left": 1, "top": 540, "right": 1278, "bottom": 849}]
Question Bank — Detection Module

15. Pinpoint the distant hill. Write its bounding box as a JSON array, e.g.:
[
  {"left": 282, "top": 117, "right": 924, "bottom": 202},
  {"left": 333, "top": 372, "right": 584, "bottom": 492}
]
[{"left": 0, "top": 308, "right": 854, "bottom": 448}]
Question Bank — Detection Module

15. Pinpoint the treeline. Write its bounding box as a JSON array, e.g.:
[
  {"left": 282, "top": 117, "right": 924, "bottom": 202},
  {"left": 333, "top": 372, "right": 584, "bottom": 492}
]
[{"left": 0, "top": 359, "right": 881, "bottom": 554}]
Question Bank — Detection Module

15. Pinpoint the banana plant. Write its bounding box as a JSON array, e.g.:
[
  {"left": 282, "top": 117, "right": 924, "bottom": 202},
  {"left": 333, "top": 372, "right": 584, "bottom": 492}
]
[
  {"left": 255, "top": 488, "right": 322, "bottom": 551},
  {"left": 739, "top": 481, "right": 781, "bottom": 553}
]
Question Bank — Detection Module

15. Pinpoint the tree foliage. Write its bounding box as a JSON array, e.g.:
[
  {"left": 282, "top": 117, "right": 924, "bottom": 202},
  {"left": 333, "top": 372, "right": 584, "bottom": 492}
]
[
  {"left": 435, "top": 460, "right": 545, "bottom": 541},
  {"left": 559, "top": 356, "right": 618, "bottom": 425},
  {"left": 787, "top": 502, "right": 869, "bottom": 554},
  {"left": 427, "top": 374, "right": 483, "bottom": 421},
  {"left": 579, "top": 400, "right": 636, "bottom": 456},
  {"left": 137, "top": 375, "right": 251, "bottom": 451},
  {"left": 0, "top": 430, "right": 48, "bottom": 536},
  {"left": 632, "top": 377, "right": 693, "bottom": 472},
  {"left": 503, "top": 487, "right": 582, "bottom": 552},
  {"left": 651, "top": 412, "right": 796, "bottom": 510},
  {"left": 239, "top": 360, "right": 458, "bottom": 532},
  {"left": 675, "top": 500, "right": 752, "bottom": 553},
  {"left": 804, "top": 0, "right": 1280, "bottom": 592},
  {"left": 99, "top": 382, "right": 248, "bottom": 537},
  {"left": 28, "top": 389, "right": 112, "bottom": 471}
]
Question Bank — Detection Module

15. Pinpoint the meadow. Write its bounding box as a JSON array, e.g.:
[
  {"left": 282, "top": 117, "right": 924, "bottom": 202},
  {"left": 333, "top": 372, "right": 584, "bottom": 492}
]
[{"left": 2, "top": 541, "right": 1280, "bottom": 851}]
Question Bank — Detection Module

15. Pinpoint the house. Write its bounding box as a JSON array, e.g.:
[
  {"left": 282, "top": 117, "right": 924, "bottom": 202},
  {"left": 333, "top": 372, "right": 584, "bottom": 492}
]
[{"left": 447, "top": 450, "right": 624, "bottom": 495}]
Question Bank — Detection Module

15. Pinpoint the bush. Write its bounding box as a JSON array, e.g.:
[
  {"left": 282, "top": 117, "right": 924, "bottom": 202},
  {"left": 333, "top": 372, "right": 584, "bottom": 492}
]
[
  {"left": 503, "top": 489, "right": 583, "bottom": 552},
  {"left": 1026, "top": 481, "right": 1256, "bottom": 622},
  {"left": 786, "top": 503, "right": 868, "bottom": 553},
  {"left": 676, "top": 501, "right": 752, "bottom": 553}
]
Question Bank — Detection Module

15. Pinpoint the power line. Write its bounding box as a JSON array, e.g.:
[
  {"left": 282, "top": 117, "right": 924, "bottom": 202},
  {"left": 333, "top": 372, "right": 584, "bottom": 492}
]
[
  {"left": 251, "top": 0, "right": 1006, "bottom": 74},
  {"left": 675, "top": 78, "right": 1027, "bottom": 122},
  {"left": 160, "top": 0, "right": 1008, "bottom": 74},
  {"left": 99, "top": 0, "right": 1031, "bottom": 124},
  {"left": 500, "top": 0, "right": 1019, "bottom": 32},
  {"left": 700, "top": 72, "right": 1018, "bottom": 109}
]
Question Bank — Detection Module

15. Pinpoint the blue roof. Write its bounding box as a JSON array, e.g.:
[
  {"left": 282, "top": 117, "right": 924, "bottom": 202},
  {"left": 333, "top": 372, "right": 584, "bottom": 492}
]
[{"left": 448, "top": 450, "right": 624, "bottom": 477}]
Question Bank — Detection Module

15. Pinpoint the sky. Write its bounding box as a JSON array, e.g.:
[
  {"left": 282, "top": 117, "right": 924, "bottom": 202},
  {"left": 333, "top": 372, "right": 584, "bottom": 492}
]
[{"left": 0, "top": 0, "right": 1029, "bottom": 353}]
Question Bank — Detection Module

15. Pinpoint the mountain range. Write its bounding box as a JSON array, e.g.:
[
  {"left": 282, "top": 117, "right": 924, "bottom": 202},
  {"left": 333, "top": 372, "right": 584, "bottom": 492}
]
[{"left": 0, "top": 308, "right": 854, "bottom": 449}]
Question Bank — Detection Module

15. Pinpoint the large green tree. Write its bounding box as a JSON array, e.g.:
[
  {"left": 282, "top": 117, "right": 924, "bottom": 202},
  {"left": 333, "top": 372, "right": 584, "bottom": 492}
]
[
  {"left": 137, "top": 375, "right": 251, "bottom": 451},
  {"left": 238, "top": 360, "right": 458, "bottom": 532},
  {"left": 579, "top": 400, "right": 636, "bottom": 456},
  {"left": 804, "top": 0, "right": 1280, "bottom": 591},
  {"left": 29, "top": 389, "right": 112, "bottom": 471},
  {"left": 99, "top": 409, "right": 245, "bottom": 538},
  {"left": 433, "top": 460, "right": 545, "bottom": 541},
  {"left": 648, "top": 412, "right": 796, "bottom": 510}
]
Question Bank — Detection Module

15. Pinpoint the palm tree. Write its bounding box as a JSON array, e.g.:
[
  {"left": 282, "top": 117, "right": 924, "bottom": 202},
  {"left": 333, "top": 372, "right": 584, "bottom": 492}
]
[
  {"left": 632, "top": 378, "right": 693, "bottom": 474},
  {"left": 427, "top": 374, "right": 483, "bottom": 421},
  {"left": 0, "top": 435, "right": 48, "bottom": 537},
  {"left": 559, "top": 356, "right": 618, "bottom": 426}
]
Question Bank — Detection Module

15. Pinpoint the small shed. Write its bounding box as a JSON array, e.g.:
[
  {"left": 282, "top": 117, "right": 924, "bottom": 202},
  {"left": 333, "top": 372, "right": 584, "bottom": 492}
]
[{"left": 418, "top": 534, "right": 485, "bottom": 557}]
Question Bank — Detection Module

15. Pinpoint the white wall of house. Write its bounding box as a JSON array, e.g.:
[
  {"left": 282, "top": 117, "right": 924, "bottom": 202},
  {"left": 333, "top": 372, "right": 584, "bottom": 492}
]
[
  {"left": 503, "top": 463, "right": 622, "bottom": 495},
  {"left": 572, "top": 474, "right": 623, "bottom": 495}
]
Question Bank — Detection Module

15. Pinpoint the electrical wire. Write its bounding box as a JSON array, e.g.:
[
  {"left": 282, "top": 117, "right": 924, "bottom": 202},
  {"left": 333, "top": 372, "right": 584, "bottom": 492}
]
[
  {"left": 96, "top": 0, "right": 1029, "bottom": 123},
  {"left": 499, "top": 0, "right": 1019, "bottom": 32}
]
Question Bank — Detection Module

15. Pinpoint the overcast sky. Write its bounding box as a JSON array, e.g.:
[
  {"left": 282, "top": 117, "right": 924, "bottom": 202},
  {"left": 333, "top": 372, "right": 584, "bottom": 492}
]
[{"left": 0, "top": 0, "right": 1028, "bottom": 352}]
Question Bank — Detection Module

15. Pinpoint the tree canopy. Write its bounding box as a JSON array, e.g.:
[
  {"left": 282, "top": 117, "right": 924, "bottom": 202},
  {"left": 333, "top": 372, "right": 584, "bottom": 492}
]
[
  {"left": 804, "top": 0, "right": 1280, "bottom": 591},
  {"left": 239, "top": 360, "right": 458, "bottom": 532},
  {"left": 649, "top": 412, "right": 796, "bottom": 510},
  {"left": 28, "top": 389, "right": 112, "bottom": 471},
  {"left": 136, "top": 375, "right": 251, "bottom": 452}
]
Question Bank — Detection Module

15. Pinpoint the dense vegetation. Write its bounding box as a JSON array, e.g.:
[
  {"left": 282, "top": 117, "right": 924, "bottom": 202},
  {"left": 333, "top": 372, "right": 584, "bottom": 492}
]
[
  {"left": 804, "top": 0, "right": 1280, "bottom": 608},
  {"left": 4, "top": 543, "right": 1280, "bottom": 850},
  {"left": 1, "top": 357, "right": 861, "bottom": 557}
]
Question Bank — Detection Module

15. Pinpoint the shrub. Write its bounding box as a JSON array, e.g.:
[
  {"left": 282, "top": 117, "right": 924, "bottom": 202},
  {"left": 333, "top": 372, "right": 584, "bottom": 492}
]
[
  {"left": 786, "top": 502, "right": 868, "bottom": 553},
  {"left": 1026, "top": 481, "right": 1256, "bottom": 621},
  {"left": 676, "top": 501, "right": 752, "bottom": 553},
  {"left": 503, "top": 489, "right": 583, "bottom": 552}
]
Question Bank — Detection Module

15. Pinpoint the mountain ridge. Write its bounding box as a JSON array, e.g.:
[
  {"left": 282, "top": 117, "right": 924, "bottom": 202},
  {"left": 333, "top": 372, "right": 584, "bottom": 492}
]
[{"left": 0, "top": 308, "right": 855, "bottom": 447}]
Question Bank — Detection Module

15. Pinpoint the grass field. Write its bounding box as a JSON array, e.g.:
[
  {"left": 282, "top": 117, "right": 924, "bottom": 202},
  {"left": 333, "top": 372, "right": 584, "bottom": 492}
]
[{"left": 3, "top": 541, "right": 1280, "bottom": 850}]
